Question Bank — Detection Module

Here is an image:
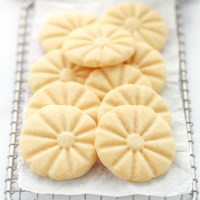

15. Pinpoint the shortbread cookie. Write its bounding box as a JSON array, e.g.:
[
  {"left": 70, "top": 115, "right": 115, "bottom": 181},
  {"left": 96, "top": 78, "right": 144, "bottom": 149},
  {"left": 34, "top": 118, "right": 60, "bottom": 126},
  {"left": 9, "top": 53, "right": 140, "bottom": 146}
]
[
  {"left": 29, "top": 50, "right": 93, "bottom": 93},
  {"left": 26, "top": 82, "right": 100, "bottom": 121},
  {"left": 20, "top": 105, "right": 97, "bottom": 180},
  {"left": 98, "top": 85, "right": 172, "bottom": 126},
  {"left": 39, "top": 12, "right": 96, "bottom": 52},
  {"left": 62, "top": 25, "right": 135, "bottom": 67},
  {"left": 95, "top": 105, "right": 176, "bottom": 182},
  {"left": 124, "top": 42, "right": 166, "bottom": 92},
  {"left": 100, "top": 3, "right": 168, "bottom": 50},
  {"left": 85, "top": 65, "right": 152, "bottom": 100}
]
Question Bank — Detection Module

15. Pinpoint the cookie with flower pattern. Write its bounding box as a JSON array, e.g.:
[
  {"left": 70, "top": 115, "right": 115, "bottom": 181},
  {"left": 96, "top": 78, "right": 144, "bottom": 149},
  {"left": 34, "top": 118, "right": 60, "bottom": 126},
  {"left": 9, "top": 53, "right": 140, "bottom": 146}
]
[
  {"left": 100, "top": 3, "right": 168, "bottom": 50},
  {"left": 95, "top": 105, "right": 176, "bottom": 182},
  {"left": 20, "top": 105, "right": 97, "bottom": 180},
  {"left": 29, "top": 50, "right": 93, "bottom": 93},
  {"left": 124, "top": 42, "right": 166, "bottom": 92},
  {"left": 39, "top": 12, "right": 96, "bottom": 52},
  {"left": 63, "top": 25, "right": 135, "bottom": 67},
  {"left": 98, "top": 84, "right": 172, "bottom": 126},
  {"left": 26, "top": 82, "right": 100, "bottom": 121},
  {"left": 85, "top": 65, "right": 152, "bottom": 100}
]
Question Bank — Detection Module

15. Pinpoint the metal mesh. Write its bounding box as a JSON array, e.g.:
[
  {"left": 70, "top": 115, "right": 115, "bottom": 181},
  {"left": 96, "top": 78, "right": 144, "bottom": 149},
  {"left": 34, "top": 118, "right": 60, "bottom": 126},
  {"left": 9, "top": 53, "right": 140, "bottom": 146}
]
[{"left": 4, "top": 0, "right": 199, "bottom": 199}]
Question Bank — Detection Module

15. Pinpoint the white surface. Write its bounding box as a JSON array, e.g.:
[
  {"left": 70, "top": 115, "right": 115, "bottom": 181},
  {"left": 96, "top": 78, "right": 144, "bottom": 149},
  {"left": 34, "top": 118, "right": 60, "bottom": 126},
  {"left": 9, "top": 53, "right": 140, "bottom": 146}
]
[
  {"left": 0, "top": 0, "right": 199, "bottom": 199},
  {"left": 18, "top": 0, "right": 192, "bottom": 197}
]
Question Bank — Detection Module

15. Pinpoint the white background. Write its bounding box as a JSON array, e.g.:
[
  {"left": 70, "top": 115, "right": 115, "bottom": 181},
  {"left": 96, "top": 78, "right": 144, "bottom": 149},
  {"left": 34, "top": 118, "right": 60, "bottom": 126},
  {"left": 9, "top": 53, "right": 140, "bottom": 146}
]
[{"left": 0, "top": 0, "right": 199, "bottom": 199}]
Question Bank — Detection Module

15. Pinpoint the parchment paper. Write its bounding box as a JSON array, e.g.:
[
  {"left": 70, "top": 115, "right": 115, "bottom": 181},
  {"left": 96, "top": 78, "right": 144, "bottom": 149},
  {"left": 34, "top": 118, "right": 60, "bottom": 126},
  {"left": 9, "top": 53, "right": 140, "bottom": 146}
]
[{"left": 18, "top": 0, "right": 193, "bottom": 197}]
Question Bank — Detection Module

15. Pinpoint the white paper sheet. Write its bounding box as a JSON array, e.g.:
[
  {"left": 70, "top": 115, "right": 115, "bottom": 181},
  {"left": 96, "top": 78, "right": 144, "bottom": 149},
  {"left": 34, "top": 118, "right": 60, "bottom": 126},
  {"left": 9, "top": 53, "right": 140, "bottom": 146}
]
[{"left": 18, "top": 0, "right": 193, "bottom": 197}]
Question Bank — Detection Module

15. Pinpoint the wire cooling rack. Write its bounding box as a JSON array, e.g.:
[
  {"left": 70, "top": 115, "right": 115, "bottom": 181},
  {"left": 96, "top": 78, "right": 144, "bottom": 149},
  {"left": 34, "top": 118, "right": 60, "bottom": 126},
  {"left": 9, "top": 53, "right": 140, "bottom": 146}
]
[{"left": 4, "top": 0, "right": 199, "bottom": 199}]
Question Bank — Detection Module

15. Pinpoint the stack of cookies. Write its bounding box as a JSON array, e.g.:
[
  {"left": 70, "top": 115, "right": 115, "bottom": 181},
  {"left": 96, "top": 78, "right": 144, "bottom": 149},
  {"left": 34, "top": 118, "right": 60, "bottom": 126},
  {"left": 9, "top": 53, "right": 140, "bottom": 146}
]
[{"left": 20, "top": 2, "right": 176, "bottom": 183}]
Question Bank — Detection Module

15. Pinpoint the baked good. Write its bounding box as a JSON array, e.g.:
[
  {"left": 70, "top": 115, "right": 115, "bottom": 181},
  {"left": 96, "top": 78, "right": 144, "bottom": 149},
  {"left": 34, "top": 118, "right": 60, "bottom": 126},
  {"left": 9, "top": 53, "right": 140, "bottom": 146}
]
[
  {"left": 98, "top": 84, "right": 172, "bottom": 126},
  {"left": 100, "top": 2, "right": 168, "bottom": 50},
  {"left": 62, "top": 25, "right": 135, "bottom": 67},
  {"left": 26, "top": 81, "right": 100, "bottom": 121},
  {"left": 124, "top": 42, "right": 166, "bottom": 92},
  {"left": 28, "top": 49, "right": 93, "bottom": 93},
  {"left": 39, "top": 12, "right": 96, "bottom": 52},
  {"left": 20, "top": 105, "right": 97, "bottom": 180},
  {"left": 95, "top": 105, "right": 176, "bottom": 182},
  {"left": 85, "top": 65, "right": 152, "bottom": 100}
]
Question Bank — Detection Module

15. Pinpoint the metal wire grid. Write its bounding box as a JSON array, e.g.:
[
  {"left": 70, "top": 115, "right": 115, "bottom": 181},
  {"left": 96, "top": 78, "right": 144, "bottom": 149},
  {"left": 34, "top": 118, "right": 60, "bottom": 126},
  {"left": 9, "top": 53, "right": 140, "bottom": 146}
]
[
  {"left": 176, "top": 2, "right": 199, "bottom": 199},
  {"left": 4, "top": 0, "right": 198, "bottom": 199}
]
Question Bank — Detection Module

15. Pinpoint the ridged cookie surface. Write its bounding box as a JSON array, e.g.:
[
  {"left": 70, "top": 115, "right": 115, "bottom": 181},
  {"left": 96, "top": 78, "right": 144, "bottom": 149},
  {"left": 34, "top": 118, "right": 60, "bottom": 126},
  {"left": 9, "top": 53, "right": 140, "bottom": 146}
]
[
  {"left": 124, "top": 42, "right": 166, "bottom": 92},
  {"left": 63, "top": 25, "right": 135, "bottom": 67},
  {"left": 26, "top": 82, "right": 100, "bottom": 121},
  {"left": 20, "top": 105, "right": 97, "bottom": 180},
  {"left": 85, "top": 65, "right": 152, "bottom": 100},
  {"left": 39, "top": 12, "right": 96, "bottom": 52},
  {"left": 95, "top": 105, "right": 176, "bottom": 182},
  {"left": 29, "top": 50, "right": 93, "bottom": 93},
  {"left": 98, "top": 84, "right": 172, "bottom": 126},
  {"left": 100, "top": 3, "right": 168, "bottom": 50}
]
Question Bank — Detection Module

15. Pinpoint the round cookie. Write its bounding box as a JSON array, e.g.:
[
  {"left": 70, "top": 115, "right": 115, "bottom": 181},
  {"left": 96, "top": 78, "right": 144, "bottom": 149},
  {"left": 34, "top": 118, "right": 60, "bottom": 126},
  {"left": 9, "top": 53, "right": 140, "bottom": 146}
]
[
  {"left": 62, "top": 25, "right": 135, "bottom": 67},
  {"left": 85, "top": 65, "right": 152, "bottom": 100},
  {"left": 20, "top": 105, "right": 97, "bottom": 180},
  {"left": 124, "top": 42, "right": 166, "bottom": 92},
  {"left": 28, "top": 50, "right": 93, "bottom": 93},
  {"left": 98, "top": 84, "right": 172, "bottom": 126},
  {"left": 39, "top": 12, "right": 96, "bottom": 52},
  {"left": 26, "top": 82, "right": 100, "bottom": 121},
  {"left": 95, "top": 105, "right": 176, "bottom": 182},
  {"left": 100, "top": 2, "right": 168, "bottom": 50}
]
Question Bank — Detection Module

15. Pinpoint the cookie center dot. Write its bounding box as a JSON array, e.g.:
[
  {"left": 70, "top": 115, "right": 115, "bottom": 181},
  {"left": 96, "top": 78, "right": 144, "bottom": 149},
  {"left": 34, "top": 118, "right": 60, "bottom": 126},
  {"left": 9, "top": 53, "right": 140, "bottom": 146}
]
[
  {"left": 60, "top": 68, "right": 74, "bottom": 82},
  {"left": 93, "top": 37, "right": 110, "bottom": 47},
  {"left": 127, "top": 134, "right": 144, "bottom": 151},
  {"left": 57, "top": 132, "right": 75, "bottom": 148},
  {"left": 124, "top": 17, "right": 140, "bottom": 31}
]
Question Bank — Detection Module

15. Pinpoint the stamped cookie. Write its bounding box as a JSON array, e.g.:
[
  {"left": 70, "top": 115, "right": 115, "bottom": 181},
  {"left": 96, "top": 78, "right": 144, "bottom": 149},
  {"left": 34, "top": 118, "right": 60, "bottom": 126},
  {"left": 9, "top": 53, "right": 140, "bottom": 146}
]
[
  {"left": 20, "top": 105, "right": 97, "bottom": 180},
  {"left": 39, "top": 12, "right": 96, "bottom": 52},
  {"left": 28, "top": 50, "right": 93, "bottom": 93},
  {"left": 26, "top": 82, "right": 100, "bottom": 121},
  {"left": 62, "top": 25, "right": 135, "bottom": 67},
  {"left": 98, "top": 84, "right": 172, "bottom": 126},
  {"left": 85, "top": 65, "right": 152, "bottom": 100},
  {"left": 100, "top": 3, "right": 168, "bottom": 50},
  {"left": 95, "top": 105, "right": 176, "bottom": 182},
  {"left": 124, "top": 42, "right": 166, "bottom": 92}
]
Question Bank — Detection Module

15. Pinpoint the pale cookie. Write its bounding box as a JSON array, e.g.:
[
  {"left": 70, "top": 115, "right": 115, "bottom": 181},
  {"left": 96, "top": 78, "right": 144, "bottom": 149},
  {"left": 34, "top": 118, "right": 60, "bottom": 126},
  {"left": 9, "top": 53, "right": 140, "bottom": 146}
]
[
  {"left": 100, "top": 2, "right": 168, "bottom": 50},
  {"left": 124, "top": 42, "right": 166, "bottom": 92},
  {"left": 39, "top": 12, "right": 96, "bottom": 52},
  {"left": 95, "top": 105, "right": 176, "bottom": 182},
  {"left": 29, "top": 49, "right": 93, "bottom": 93},
  {"left": 62, "top": 25, "right": 135, "bottom": 67},
  {"left": 26, "top": 82, "right": 100, "bottom": 121},
  {"left": 98, "top": 85, "right": 172, "bottom": 126},
  {"left": 20, "top": 105, "right": 97, "bottom": 180},
  {"left": 85, "top": 65, "right": 152, "bottom": 100}
]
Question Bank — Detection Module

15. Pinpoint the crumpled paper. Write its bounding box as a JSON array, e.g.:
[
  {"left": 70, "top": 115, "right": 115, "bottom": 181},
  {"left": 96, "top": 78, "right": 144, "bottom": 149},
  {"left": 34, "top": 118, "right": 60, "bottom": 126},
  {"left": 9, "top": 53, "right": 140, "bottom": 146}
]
[{"left": 18, "top": 0, "right": 192, "bottom": 197}]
